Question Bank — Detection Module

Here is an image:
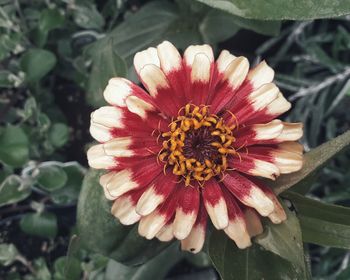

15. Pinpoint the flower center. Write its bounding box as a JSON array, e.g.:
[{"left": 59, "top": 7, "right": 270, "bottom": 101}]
[{"left": 158, "top": 104, "right": 237, "bottom": 186}]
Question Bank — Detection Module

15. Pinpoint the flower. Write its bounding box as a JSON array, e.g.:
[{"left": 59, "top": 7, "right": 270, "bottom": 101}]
[{"left": 87, "top": 41, "right": 303, "bottom": 253}]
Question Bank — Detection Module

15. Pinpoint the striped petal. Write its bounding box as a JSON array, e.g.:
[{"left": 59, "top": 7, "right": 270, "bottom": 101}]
[
  {"left": 247, "top": 60, "right": 275, "bottom": 90},
  {"left": 181, "top": 202, "right": 208, "bottom": 253},
  {"left": 202, "top": 180, "right": 228, "bottom": 229},
  {"left": 223, "top": 172, "right": 274, "bottom": 217},
  {"left": 173, "top": 186, "right": 200, "bottom": 240}
]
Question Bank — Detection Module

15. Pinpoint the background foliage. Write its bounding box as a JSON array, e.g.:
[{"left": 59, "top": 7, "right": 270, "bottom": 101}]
[{"left": 1, "top": 0, "right": 350, "bottom": 279}]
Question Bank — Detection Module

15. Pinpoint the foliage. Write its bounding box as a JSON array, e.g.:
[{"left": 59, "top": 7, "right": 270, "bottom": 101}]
[{"left": 1, "top": 0, "right": 350, "bottom": 279}]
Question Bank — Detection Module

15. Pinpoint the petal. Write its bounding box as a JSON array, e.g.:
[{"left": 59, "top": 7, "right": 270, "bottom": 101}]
[
  {"left": 181, "top": 202, "right": 208, "bottom": 253},
  {"left": 202, "top": 179, "right": 229, "bottom": 229},
  {"left": 222, "top": 188, "right": 251, "bottom": 249},
  {"left": 184, "top": 44, "right": 214, "bottom": 66},
  {"left": 91, "top": 106, "right": 123, "bottom": 128},
  {"left": 173, "top": 186, "right": 200, "bottom": 240},
  {"left": 90, "top": 122, "right": 114, "bottom": 143},
  {"left": 222, "top": 172, "right": 274, "bottom": 216},
  {"left": 157, "top": 41, "right": 182, "bottom": 73},
  {"left": 247, "top": 60, "right": 275, "bottom": 90},
  {"left": 274, "top": 122, "right": 303, "bottom": 143},
  {"left": 87, "top": 144, "right": 117, "bottom": 169},
  {"left": 136, "top": 172, "right": 178, "bottom": 216},
  {"left": 222, "top": 56, "right": 249, "bottom": 90},
  {"left": 243, "top": 208, "right": 263, "bottom": 237},
  {"left": 134, "top": 47, "right": 160, "bottom": 75},
  {"left": 216, "top": 50, "right": 236, "bottom": 73},
  {"left": 156, "top": 222, "right": 174, "bottom": 242},
  {"left": 138, "top": 189, "right": 179, "bottom": 239},
  {"left": 139, "top": 64, "right": 169, "bottom": 98}
]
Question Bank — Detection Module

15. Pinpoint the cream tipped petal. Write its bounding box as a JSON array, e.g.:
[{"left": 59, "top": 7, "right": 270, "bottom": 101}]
[
  {"left": 134, "top": 47, "right": 160, "bottom": 74},
  {"left": 111, "top": 197, "right": 141, "bottom": 225},
  {"left": 91, "top": 106, "right": 123, "bottom": 128},
  {"left": 103, "top": 78, "right": 132, "bottom": 106},
  {"left": 243, "top": 187, "right": 274, "bottom": 217},
  {"left": 125, "top": 95, "right": 155, "bottom": 119},
  {"left": 272, "top": 149, "right": 303, "bottom": 174},
  {"left": 181, "top": 225, "right": 205, "bottom": 254},
  {"left": 173, "top": 209, "right": 197, "bottom": 240},
  {"left": 87, "top": 144, "right": 116, "bottom": 169},
  {"left": 99, "top": 172, "right": 118, "bottom": 200},
  {"left": 139, "top": 64, "right": 169, "bottom": 97},
  {"left": 157, "top": 41, "right": 182, "bottom": 73},
  {"left": 191, "top": 53, "right": 211, "bottom": 82},
  {"left": 136, "top": 186, "right": 164, "bottom": 216},
  {"left": 204, "top": 197, "right": 229, "bottom": 230},
  {"left": 184, "top": 44, "right": 214, "bottom": 65},
  {"left": 247, "top": 61, "right": 275, "bottom": 89},
  {"left": 278, "top": 142, "right": 304, "bottom": 155},
  {"left": 89, "top": 122, "right": 113, "bottom": 143},
  {"left": 138, "top": 212, "right": 166, "bottom": 239},
  {"left": 156, "top": 223, "right": 174, "bottom": 242},
  {"left": 249, "top": 83, "right": 280, "bottom": 111},
  {"left": 275, "top": 122, "right": 303, "bottom": 142},
  {"left": 223, "top": 56, "right": 249, "bottom": 89},
  {"left": 102, "top": 137, "right": 133, "bottom": 157},
  {"left": 216, "top": 50, "right": 236, "bottom": 73},
  {"left": 252, "top": 119, "right": 284, "bottom": 140},
  {"left": 106, "top": 170, "right": 138, "bottom": 197},
  {"left": 250, "top": 159, "right": 280, "bottom": 180},
  {"left": 224, "top": 218, "right": 252, "bottom": 249},
  {"left": 267, "top": 92, "right": 291, "bottom": 115}
]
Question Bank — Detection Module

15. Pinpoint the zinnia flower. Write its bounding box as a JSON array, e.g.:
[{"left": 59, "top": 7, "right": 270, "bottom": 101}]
[{"left": 87, "top": 41, "right": 303, "bottom": 253}]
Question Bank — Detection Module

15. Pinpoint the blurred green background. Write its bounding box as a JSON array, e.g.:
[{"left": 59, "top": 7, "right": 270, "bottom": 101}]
[{"left": 1, "top": 0, "right": 350, "bottom": 279}]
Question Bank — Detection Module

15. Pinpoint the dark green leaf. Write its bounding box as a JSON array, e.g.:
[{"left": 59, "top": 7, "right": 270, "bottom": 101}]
[
  {"left": 255, "top": 205, "right": 309, "bottom": 278},
  {"left": 86, "top": 39, "right": 127, "bottom": 107},
  {"left": 39, "top": 8, "right": 64, "bottom": 32},
  {"left": 54, "top": 256, "right": 81, "bottom": 280},
  {"left": 0, "top": 125, "right": 29, "bottom": 167},
  {"left": 31, "top": 258, "right": 51, "bottom": 280},
  {"left": 0, "top": 175, "right": 31, "bottom": 207},
  {"left": 0, "top": 244, "right": 18, "bottom": 266},
  {"left": 37, "top": 165, "right": 68, "bottom": 192},
  {"left": 209, "top": 231, "right": 306, "bottom": 279},
  {"left": 77, "top": 169, "right": 171, "bottom": 265},
  {"left": 51, "top": 163, "right": 85, "bottom": 205},
  {"left": 49, "top": 123, "right": 69, "bottom": 148},
  {"left": 20, "top": 49, "right": 57, "bottom": 82},
  {"left": 270, "top": 130, "right": 350, "bottom": 194},
  {"left": 73, "top": 4, "right": 104, "bottom": 30},
  {"left": 283, "top": 191, "right": 350, "bottom": 249},
  {"left": 0, "top": 70, "right": 16, "bottom": 88},
  {"left": 195, "top": 0, "right": 350, "bottom": 20},
  {"left": 20, "top": 212, "right": 58, "bottom": 238}
]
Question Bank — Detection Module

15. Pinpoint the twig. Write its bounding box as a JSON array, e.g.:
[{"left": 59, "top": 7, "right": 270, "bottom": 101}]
[{"left": 289, "top": 67, "right": 350, "bottom": 101}]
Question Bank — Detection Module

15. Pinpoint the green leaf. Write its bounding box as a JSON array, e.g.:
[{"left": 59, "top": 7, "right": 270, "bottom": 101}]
[
  {"left": 37, "top": 164, "right": 68, "bottom": 192},
  {"left": 51, "top": 163, "right": 85, "bottom": 205},
  {"left": 85, "top": 39, "right": 127, "bottom": 107},
  {"left": 0, "top": 243, "right": 19, "bottom": 266},
  {"left": 255, "top": 205, "right": 309, "bottom": 277},
  {"left": 19, "top": 212, "right": 58, "bottom": 238},
  {"left": 195, "top": 0, "right": 350, "bottom": 20},
  {"left": 39, "top": 8, "right": 65, "bottom": 32},
  {"left": 20, "top": 48, "right": 57, "bottom": 82},
  {"left": 209, "top": 232, "right": 306, "bottom": 279},
  {"left": 77, "top": 169, "right": 171, "bottom": 265},
  {"left": 31, "top": 258, "right": 51, "bottom": 280},
  {"left": 49, "top": 123, "right": 69, "bottom": 148},
  {"left": 283, "top": 191, "right": 350, "bottom": 249},
  {"left": 0, "top": 70, "right": 16, "bottom": 88},
  {"left": 208, "top": 204, "right": 310, "bottom": 279},
  {"left": 0, "top": 125, "right": 29, "bottom": 167},
  {"left": 270, "top": 130, "right": 350, "bottom": 194},
  {"left": 0, "top": 175, "right": 31, "bottom": 207},
  {"left": 73, "top": 4, "right": 105, "bottom": 30},
  {"left": 53, "top": 256, "right": 82, "bottom": 280}
]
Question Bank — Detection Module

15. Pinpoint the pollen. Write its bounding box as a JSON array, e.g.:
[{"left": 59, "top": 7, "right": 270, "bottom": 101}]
[{"left": 158, "top": 104, "right": 237, "bottom": 186}]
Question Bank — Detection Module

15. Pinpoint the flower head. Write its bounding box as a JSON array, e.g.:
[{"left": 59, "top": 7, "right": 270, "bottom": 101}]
[{"left": 87, "top": 41, "right": 303, "bottom": 253}]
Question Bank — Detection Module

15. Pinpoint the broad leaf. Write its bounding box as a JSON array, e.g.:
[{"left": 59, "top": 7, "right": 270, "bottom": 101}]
[
  {"left": 19, "top": 212, "right": 58, "bottom": 238},
  {"left": 20, "top": 49, "right": 57, "bottom": 82},
  {"left": 0, "top": 175, "right": 31, "bottom": 207},
  {"left": 37, "top": 164, "right": 68, "bottom": 192},
  {"left": 0, "top": 243, "right": 19, "bottom": 266},
  {"left": 48, "top": 123, "right": 70, "bottom": 148},
  {"left": 195, "top": 0, "right": 350, "bottom": 20},
  {"left": 0, "top": 125, "right": 29, "bottom": 167},
  {"left": 208, "top": 205, "right": 310, "bottom": 279},
  {"left": 270, "top": 130, "right": 350, "bottom": 194},
  {"left": 284, "top": 191, "right": 350, "bottom": 249},
  {"left": 77, "top": 169, "right": 172, "bottom": 265}
]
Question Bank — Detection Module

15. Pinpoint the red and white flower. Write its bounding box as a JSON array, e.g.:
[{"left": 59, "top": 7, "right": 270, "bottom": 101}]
[{"left": 87, "top": 41, "right": 303, "bottom": 253}]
